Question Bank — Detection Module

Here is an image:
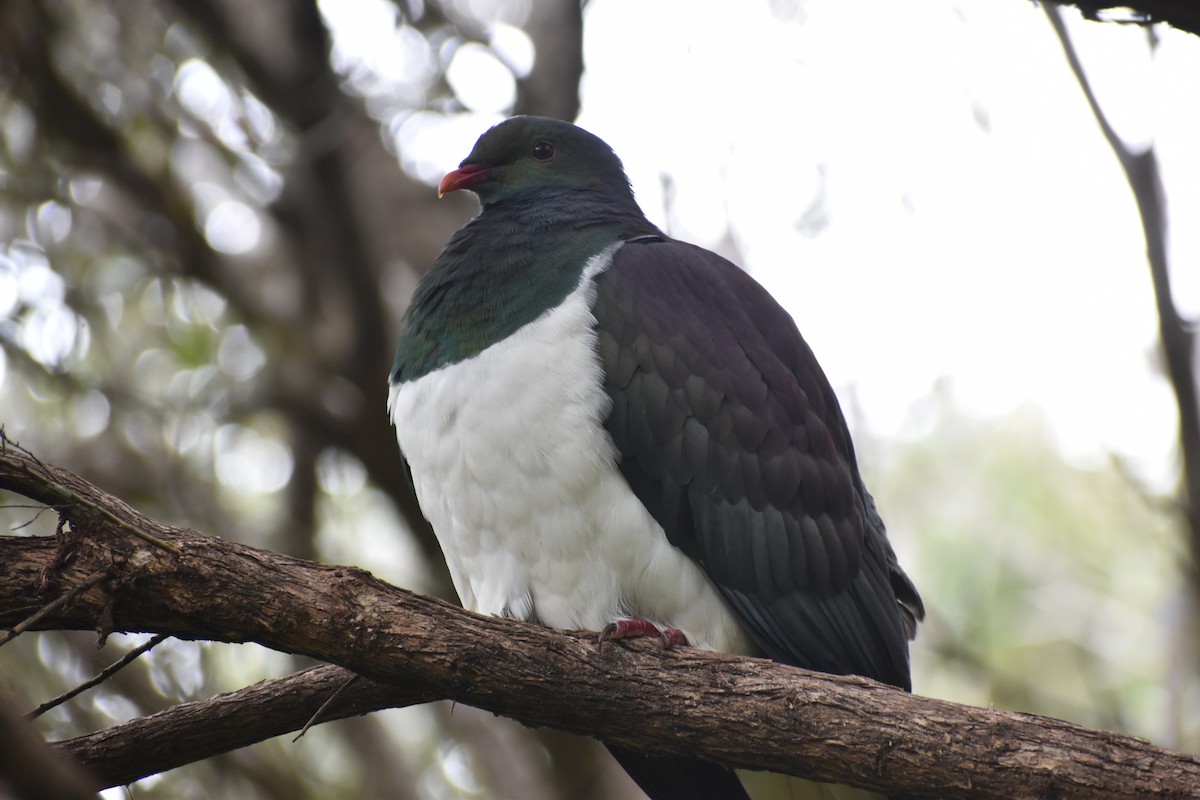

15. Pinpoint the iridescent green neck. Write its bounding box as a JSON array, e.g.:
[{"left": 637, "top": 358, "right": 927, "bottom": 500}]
[{"left": 390, "top": 190, "right": 653, "bottom": 384}]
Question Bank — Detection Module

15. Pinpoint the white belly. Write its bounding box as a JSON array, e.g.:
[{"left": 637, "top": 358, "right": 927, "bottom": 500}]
[{"left": 388, "top": 246, "right": 753, "bottom": 654}]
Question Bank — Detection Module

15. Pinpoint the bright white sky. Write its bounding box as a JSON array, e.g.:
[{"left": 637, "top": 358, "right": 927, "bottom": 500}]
[
  {"left": 326, "top": 0, "right": 1200, "bottom": 490},
  {"left": 580, "top": 0, "right": 1198, "bottom": 490}
]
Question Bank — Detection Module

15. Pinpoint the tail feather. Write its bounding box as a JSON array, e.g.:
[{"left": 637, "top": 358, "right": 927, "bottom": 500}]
[{"left": 606, "top": 744, "right": 750, "bottom": 800}]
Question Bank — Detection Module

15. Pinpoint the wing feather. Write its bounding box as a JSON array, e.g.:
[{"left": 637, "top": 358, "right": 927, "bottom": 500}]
[{"left": 593, "top": 237, "right": 923, "bottom": 689}]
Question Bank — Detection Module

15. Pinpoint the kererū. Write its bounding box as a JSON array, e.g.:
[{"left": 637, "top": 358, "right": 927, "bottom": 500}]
[{"left": 388, "top": 116, "right": 924, "bottom": 800}]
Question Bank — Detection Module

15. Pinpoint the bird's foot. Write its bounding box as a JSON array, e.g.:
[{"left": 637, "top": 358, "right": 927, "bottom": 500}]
[{"left": 599, "top": 619, "right": 688, "bottom": 652}]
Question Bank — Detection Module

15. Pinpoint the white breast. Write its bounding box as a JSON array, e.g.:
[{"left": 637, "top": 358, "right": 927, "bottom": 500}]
[{"left": 388, "top": 243, "right": 753, "bottom": 653}]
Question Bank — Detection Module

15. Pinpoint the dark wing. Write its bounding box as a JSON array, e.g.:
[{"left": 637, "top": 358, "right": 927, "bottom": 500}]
[{"left": 594, "top": 237, "right": 923, "bottom": 690}]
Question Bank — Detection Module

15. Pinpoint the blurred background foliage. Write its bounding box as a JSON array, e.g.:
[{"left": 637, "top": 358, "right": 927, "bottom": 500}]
[{"left": 0, "top": 0, "right": 1195, "bottom": 798}]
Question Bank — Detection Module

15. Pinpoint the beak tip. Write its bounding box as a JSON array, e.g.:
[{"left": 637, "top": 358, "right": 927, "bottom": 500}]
[{"left": 438, "top": 163, "right": 487, "bottom": 198}]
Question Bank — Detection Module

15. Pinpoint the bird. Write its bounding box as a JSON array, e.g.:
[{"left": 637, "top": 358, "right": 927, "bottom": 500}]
[{"left": 388, "top": 116, "right": 924, "bottom": 800}]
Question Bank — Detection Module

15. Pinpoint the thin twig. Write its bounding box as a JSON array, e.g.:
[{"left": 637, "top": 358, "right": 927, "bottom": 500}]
[
  {"left": 0, "top": 433, "right": 181, "bottom": 554},
  {"left": 28, "top": 633, "right": 171, "bottom": 719},
  {"left": 292, "top": 673, "right": 360, "bottom": 742},
  {"left": 9, "top": 504, "right": 55, "bottom": 531},
  {"left": 0, "top": 571, "right": 109, "bottom": 647},
  {"left": 1044, "top": 5, "right": 1133, "bottom": 164}
]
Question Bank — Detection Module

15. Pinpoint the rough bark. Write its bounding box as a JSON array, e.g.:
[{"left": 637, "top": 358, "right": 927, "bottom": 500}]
[
  {"left": 58, "top": 663, "right": 432, "bottom": 789},
  {"left": 1, "top": 444, "right": 1198, "bottom": 799}
]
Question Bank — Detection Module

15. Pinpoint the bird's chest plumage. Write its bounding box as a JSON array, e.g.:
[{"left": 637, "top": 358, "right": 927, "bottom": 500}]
[{"left": 389, "top": 247, "right": 751, "bottom": 653}]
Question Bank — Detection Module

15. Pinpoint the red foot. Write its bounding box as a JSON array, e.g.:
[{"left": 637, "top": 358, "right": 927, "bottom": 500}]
[{"left": 599, "top": 619, "right": 689, "bottom": 652}]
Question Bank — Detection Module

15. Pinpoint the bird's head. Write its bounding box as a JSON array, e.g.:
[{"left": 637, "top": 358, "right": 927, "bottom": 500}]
[{"left": 438, "top": 116, "right": 636, "bottom": 208}]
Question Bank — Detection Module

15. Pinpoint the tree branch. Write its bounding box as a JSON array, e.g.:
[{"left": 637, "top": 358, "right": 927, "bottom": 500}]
[
  {"left": 1, "top": 443, "right": 1198, "bottom": 799},
  {"left": 56, "top": 664, "right": 434, "bottom": 788},
  {"left": 1048, "top": 0, "right": 1200, "bottom": 36}
]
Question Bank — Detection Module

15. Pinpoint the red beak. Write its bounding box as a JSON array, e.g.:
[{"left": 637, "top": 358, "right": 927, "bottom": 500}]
[{"left": 438, "top": 163, "right": 489, "bottom": 197}]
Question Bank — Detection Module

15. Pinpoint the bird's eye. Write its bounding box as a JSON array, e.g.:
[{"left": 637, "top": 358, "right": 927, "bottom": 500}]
[{"left": 532, "top": 141, "right": 555, "bottom": 161}]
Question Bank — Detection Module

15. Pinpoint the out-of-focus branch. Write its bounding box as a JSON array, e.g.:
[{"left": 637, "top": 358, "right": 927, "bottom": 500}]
[
  {"left": 0, "top": 692, "right": 100, "bottom": 800},
  {"left": 171, "top": 0, "right": 454, "bottom": 570},
  {"left": 514, "top": 0, "right": 584, "bottom": 120},
  {"left": 12, "top": 0, "right": 454, "bottom": 580},
  {"left": 0, "top": 2, "right": 269, "bottom": 327},
  {"left": 1047, "top": 4, "right": 1200, "bottom": 748},
  {"left": 1046, "top": 1, "right": 1200, "bottom": 612}
]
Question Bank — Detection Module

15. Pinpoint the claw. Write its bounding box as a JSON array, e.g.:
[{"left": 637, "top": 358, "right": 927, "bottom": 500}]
[
  {"left": 598, "top": 619, "right": 689, "bottom": 652},
  {"left": 658, "top": 627, "right": 688, "bottom": 651}
]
